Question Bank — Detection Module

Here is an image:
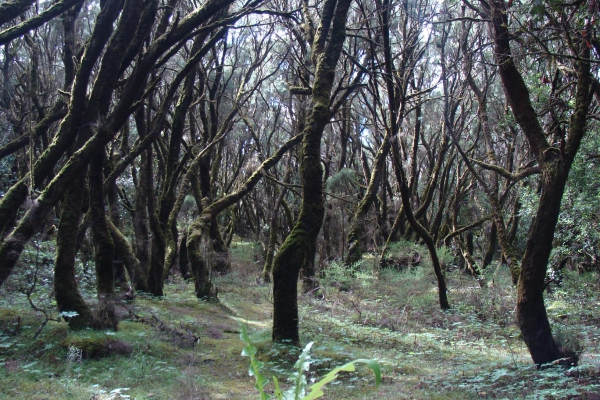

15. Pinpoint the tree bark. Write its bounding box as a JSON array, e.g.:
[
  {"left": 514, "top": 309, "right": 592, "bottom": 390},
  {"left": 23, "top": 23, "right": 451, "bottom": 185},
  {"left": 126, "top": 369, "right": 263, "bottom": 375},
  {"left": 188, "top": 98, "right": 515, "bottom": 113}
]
[
  {"left": 89, "top": 152, "right": 115, "bottom": 297},
  {"left": 487, "top": 0, "right": 593, "bottom": 365},
  {"left": 132, "top": 109, "right": 151, "bottom": 291},
  {"left": 272, "top": 0, "right": 352, "bottom": 344},
  {"left": 54, "top": 174, "right": 92, "bottom": 330}
]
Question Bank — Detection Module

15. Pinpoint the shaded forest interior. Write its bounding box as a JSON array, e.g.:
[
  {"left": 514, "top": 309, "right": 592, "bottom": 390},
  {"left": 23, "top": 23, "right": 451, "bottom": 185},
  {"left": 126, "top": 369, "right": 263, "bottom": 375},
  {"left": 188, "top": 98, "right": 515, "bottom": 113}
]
[{"left": 1, "top": 0, "right": 600, "bottom": 397}]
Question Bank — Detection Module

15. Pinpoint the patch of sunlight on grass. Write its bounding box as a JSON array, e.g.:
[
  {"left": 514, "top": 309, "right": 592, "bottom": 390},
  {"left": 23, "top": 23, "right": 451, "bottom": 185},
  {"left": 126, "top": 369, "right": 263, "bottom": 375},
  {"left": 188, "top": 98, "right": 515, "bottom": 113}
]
[
  {"left": 229, "top": 315, "right": 268, "bottom": 327},
  {"left": 547, "top": 299, "right": 569, "bottom": 311}
]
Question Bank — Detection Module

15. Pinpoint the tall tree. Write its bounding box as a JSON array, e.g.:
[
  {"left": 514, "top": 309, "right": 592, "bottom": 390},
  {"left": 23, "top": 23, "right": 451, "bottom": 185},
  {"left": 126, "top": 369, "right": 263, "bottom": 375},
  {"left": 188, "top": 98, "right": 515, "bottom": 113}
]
[
  {"left": 272, "top": 0, "right": 353, "bottom": 344},
  {"left": 484, "top": 0, "right": 595, "bottom": 365}
]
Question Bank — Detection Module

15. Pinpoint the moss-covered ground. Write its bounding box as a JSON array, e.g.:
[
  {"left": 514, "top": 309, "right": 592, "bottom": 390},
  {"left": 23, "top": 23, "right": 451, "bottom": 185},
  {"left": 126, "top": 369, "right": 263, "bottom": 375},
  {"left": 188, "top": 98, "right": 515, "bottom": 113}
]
[{"left": 0, "top": 242, "right": 599, "bottom": 399}]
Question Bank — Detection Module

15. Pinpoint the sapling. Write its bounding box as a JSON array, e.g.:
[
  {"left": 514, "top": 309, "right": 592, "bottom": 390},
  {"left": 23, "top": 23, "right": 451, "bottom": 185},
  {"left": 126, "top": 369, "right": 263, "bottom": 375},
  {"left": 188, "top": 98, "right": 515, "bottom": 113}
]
[{"left": 240, "top": 324, "right": 381, "bottom": 399}]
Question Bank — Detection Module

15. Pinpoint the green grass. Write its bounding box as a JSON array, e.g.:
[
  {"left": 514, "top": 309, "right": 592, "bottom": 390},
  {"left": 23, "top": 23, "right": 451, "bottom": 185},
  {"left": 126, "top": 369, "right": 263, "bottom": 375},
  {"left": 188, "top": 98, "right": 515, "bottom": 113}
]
[{"left": 0, "top": 245, "right": 599, "bottom": 399}]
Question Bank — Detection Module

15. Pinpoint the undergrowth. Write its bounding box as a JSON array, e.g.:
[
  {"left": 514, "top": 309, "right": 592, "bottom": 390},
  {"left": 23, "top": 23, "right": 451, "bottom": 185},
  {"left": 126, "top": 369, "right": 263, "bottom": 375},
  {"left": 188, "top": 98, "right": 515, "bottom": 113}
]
[{"left": 0, "top": 240, "right": 598, "bottom": 398}]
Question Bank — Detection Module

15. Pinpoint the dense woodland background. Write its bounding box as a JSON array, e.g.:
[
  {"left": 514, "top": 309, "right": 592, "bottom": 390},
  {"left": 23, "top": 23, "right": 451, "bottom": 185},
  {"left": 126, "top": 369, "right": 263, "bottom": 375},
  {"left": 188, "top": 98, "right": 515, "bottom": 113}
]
[{"left": 1, "top": 0, "right": 600, "bottom": 396}]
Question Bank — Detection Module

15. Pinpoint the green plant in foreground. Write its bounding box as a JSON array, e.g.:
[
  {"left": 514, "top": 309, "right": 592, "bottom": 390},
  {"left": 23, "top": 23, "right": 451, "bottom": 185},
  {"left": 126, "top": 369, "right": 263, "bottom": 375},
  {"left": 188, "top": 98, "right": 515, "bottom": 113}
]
[{"left": 240, "top": 324, "right": 381, "bottom": 399}]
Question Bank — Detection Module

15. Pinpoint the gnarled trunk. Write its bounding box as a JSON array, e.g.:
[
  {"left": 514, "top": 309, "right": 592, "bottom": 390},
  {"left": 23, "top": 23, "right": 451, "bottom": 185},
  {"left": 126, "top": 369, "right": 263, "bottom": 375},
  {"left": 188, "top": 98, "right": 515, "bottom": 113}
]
[
  {"left": 187, "top": 134, "right": 303, "bottom": 298},
  {"left": 487, "top": 0, "right": 593, "bottom": 365},
  {"left": 272, "top": 0, "right": 352, "bottom": 344},
  {"left": 89, "top": 152, "right": 115, "bottom": 297},
  {"left": 54, "top": 174, "right": 92, "bottom": 330}
]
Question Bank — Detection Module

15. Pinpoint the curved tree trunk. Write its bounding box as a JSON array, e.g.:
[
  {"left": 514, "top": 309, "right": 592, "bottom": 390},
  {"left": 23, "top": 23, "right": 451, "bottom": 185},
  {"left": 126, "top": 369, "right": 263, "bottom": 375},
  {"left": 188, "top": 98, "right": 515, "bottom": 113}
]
[
  {"left": 272, "top": 0, "right": 353, "bottom": 344},
  {"left": 54, "top": 174, "right": 92, "bottom": 330},
  {"left": 393, "top": 150, "right": 450, "bottom": 310},
  {"left": 107, "top": 218, "right": 141, "bottom": 296},
  {"left": 345, "top": 138, "right": 390, "bottom": 266},
  {"left": 89, "top": 152, "right": 115, "bottom": 298},
  {"left": 187, "top": 133, "right": 303, "bottom": 298},
  {"left": 487, "top": 0, "right": 593, "bottom": 365}
]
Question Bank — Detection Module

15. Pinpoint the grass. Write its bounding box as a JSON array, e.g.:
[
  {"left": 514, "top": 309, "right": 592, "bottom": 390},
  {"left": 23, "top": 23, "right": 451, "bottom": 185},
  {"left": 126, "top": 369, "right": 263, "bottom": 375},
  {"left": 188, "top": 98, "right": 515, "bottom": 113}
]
[{"left": 0, "top": 241, "right": 599, "bottom": 399}]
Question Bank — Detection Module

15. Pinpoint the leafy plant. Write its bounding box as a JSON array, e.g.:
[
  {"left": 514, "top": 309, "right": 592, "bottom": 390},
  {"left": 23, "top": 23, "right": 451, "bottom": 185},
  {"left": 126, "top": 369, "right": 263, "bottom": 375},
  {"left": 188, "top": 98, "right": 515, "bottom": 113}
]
[
  {"left": 325, "top": 168, "right": 358, "bottom": 194},
  {"left": 320, "top": 260, "right": 374, "bottom": 292},
  {"left": 382, "top": 239, "right": 429, "bottom": 271},
  {"left": 240, "top": 324, "right": 381, "bottom": 399}
]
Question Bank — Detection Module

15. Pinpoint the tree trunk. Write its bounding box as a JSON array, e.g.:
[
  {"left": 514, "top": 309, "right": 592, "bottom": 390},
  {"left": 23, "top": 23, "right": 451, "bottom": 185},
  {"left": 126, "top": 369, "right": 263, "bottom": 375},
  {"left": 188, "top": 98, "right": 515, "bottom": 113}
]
[
  {"left": 179, "top": 230, "right": 190, "bottom": 279},
  {"left": 148, "top": 213, "right": 166, "bottom": 296},
  {"left": 54, "top": 174, "right": 92, "bottom": 330},
  {"left": 482, "top": 222, "right": 497, "bottom": 268},
  {"left": 132, "top": 109, "right": 151, "bottom": 291},
  {"left": 107, "top": 218, "right": 141, "bottom": 296},
  {"left": 89, "top": 152, "right": 115, "bottom": 297},
  {"left": 516, "top": 162, "right": 570, "bottom": 365},
  {"left": 345, "top": 138, "right": 391, "bottom": 266},
  {"left": 272, "top": 0, "right": 352, "bottom": 344},
  {"left": 262, "top": 162, "right": 291, "bottom": 282},
  {"left": 487, "top": 0, "right": 593, "bottom": 365}
]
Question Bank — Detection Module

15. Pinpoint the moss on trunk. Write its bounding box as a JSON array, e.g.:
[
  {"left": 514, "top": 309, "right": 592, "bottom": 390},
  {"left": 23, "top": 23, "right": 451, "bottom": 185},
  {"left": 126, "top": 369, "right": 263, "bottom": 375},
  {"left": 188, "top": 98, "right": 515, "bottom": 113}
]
[
  {"left": 209, "top": 216, "right": 230, "bottom": 274},
  {"left": 187, "top": 214, "right": 216, "bottom": 298},
  {"left": 132, "top": 109, "right": 151, "bottom": 292},
  {"left": 107, "top": 218, "right": 140, "bottom": 295},
  {"left": 272, "top": 0, "right": 353, "bottom": 344},
  {"left": 488, "top": 0, "right": 593, "bottom": 365},
  {"left": 54, "top": 175, "right": 92, "bottom": 330},
  {"left": 89, "top": 153, "right": 115, "bottom": 297}
]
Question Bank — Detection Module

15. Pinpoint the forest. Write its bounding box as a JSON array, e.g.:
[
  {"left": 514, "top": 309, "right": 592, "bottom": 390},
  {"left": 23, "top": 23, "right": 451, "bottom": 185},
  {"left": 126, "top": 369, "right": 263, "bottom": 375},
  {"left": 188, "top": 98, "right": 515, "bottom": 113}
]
[{"left": 0, "top": 0, "right": 599, "bottom": 398}]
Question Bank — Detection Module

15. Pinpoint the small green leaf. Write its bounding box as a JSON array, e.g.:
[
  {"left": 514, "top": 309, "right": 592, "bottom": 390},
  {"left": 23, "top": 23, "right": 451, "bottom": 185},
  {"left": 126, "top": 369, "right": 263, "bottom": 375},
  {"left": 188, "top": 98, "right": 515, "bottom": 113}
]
[{"left": 302, "top": 359, "right": 380, "bottom": 400}]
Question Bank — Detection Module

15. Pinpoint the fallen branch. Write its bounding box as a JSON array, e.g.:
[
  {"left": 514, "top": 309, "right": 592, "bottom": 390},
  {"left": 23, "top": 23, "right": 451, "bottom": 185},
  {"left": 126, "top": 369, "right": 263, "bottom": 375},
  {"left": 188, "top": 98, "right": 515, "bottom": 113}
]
[{"left": 128, "top": 309, "right": 199, "bottom": 347}]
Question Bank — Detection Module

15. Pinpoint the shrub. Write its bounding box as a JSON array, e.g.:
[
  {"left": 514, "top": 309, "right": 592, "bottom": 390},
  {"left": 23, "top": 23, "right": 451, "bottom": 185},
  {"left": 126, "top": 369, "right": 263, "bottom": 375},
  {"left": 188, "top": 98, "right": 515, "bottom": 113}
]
[
  {"left": 553, "top": 326, "right": 583, "bottom": 366},
  {"left": 381, "top": 240, "right": 428, "bottom": 270},
  {"left": 320, "top": 260, "right": 374, "bottom": 292}
]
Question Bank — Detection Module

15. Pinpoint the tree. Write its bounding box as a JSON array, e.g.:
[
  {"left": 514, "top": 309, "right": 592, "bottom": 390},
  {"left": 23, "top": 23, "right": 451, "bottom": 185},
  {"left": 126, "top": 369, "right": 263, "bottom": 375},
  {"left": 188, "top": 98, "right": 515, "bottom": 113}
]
[
  {"left": 0, "top": 0, "right": 263, "bottom": 312},
  {"left": 271, "top": 0, "right": 353, "bottom": 344},
  {"left": 482, "top": 0, "right": 596, "bottom": 365}
]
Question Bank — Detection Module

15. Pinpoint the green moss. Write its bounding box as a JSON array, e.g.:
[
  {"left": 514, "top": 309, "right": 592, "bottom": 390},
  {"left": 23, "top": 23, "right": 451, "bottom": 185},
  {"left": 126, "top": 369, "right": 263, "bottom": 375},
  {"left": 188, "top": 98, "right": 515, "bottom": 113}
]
[{"left": 62, "top": 334, "right": 133, "bottom": 359}]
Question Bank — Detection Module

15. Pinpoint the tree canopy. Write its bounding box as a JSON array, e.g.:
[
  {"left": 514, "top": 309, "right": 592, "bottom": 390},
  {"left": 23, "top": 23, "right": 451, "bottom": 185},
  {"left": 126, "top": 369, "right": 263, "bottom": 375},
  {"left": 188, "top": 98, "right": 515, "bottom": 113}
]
[{"left": 0, "top": 0, "right": 599, "bottom": 369}]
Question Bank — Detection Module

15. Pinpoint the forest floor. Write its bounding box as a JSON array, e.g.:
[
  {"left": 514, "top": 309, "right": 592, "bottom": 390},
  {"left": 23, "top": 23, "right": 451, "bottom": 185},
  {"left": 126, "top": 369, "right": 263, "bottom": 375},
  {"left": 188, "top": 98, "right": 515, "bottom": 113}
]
[{"left": 1, "top": 240, "right": 600, "bottom": 399}]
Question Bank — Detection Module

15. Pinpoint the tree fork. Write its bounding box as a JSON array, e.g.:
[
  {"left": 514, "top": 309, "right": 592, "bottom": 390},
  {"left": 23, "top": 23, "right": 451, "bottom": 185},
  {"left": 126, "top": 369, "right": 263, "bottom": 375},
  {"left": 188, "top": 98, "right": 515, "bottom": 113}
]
[{"left": 486, "top": 0, "right": 594, "bottom": 365}]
